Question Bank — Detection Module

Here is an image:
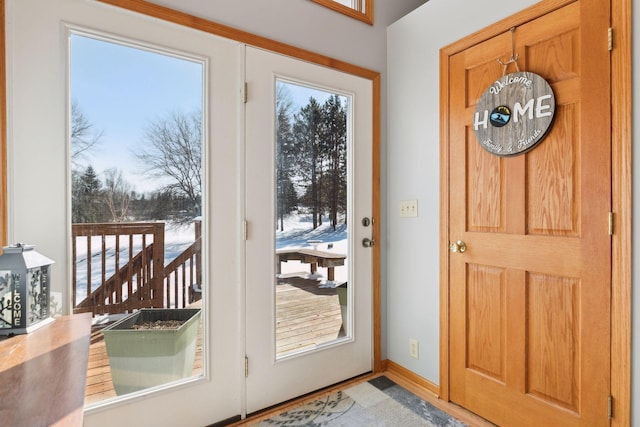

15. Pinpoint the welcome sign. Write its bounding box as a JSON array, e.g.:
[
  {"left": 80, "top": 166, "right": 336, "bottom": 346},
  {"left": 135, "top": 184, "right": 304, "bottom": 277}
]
[{"left": 473, "top": 71, "right": 555, "bottom": 156}]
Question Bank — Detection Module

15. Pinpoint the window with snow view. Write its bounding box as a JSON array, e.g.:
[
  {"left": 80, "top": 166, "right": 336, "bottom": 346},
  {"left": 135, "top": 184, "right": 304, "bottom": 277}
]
[
  {"left": 274, "top": 79, "right": 351, "bottom": 358},
  {"left": 69, "top": 32, "right": 205, "bottom": 402}
]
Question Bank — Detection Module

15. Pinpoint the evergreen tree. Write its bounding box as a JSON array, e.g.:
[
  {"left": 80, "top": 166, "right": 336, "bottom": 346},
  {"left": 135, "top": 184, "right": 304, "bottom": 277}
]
[
  {"left": 275, "top": 93, "right": 298, "bottom": 231},
  {"left": 72, "top": 165, "right": 104, "bottom": 223},
  {"left": 293, "top": 97, "right": 324, "bottom": 229},
  {"left": 320, "top": 95, "right": 348, "bottom": 230}
]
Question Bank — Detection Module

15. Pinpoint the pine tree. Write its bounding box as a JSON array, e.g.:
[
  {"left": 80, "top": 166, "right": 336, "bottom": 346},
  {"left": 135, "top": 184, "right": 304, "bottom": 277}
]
[
  {"left": 320, "top": 95, "right": 348, "bottom": 230},
  {"left": 293, "top": 97, "right": 324, "bottom": 229},
  {"left": 72, "top": 165, "right": 104, "bottom": 223},
  {"left": 276, "top": 99, "right": 298, "bottom": 231}
]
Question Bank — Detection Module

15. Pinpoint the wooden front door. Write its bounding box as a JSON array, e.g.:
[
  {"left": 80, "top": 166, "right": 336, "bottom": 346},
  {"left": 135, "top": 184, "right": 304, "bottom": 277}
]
[{"left": 445, "top": 1, "right": 611, "bottom": 426}]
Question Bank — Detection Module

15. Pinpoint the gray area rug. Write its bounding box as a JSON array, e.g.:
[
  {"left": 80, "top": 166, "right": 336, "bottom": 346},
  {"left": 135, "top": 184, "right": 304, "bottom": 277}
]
[{"left": 257, "top": 376, "right": 467, "bottom": 426}]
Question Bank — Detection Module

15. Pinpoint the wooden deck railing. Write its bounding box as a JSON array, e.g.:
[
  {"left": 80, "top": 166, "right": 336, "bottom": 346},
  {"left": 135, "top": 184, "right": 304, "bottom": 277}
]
[
  {"left": 72, "top": 221, "right": 201, "bottom": 316},
  {"left": 164, "top": 237, "right": 202, "bottom": 309}
]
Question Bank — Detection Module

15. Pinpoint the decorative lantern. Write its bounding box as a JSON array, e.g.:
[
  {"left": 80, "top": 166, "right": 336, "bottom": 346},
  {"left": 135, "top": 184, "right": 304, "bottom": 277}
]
[{"left": 0, "top": 244, "right": 55, "bottom": 335}]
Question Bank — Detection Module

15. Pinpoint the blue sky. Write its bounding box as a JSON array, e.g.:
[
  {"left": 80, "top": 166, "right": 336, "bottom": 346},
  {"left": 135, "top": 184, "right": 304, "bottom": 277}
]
[
  {"left": 70, "top": 33, "right": 203, "bottom": 192},
  {"left": 280, "top": 80, "right": 333, "bottom": 112},
  {"left": 71, "top": 33, "right": 345, "bottom": 194}
]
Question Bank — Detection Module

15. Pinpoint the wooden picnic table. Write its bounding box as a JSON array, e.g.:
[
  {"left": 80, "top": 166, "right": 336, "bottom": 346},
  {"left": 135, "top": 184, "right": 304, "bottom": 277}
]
[{"left": 276, "top": 248, "right": 346, "bottom": 281}]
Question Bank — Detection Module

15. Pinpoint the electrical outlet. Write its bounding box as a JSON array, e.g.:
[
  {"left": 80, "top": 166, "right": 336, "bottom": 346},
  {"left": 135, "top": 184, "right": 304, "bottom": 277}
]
[
  {"left": 409, "top": 338, "right": 419, "bottom": 359},
  {"left": 400, "top": 200, "right": 418, "bottom": 217}
]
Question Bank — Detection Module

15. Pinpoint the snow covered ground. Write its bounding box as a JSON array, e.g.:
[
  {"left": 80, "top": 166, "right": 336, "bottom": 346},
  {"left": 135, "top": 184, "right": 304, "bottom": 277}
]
[
  {"left": 75, "top": 214, "right": 349, "bottom": 306},
  {"left": 276, "top": 214, "right": 349, "bottom": 285}
]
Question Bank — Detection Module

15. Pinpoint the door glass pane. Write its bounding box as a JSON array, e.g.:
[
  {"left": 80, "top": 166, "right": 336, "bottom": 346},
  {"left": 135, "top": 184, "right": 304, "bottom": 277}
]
[
  {"left": 69, "top": 32, "right": 205, "bottom": 403},
  {"left": 275, "top": 79, "right": 351, "bottom": 359}
]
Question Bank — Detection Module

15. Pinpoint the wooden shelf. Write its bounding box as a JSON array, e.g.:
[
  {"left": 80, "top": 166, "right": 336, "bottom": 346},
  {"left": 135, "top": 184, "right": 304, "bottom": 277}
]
[{"left": 0, "top": 313, "right": 92, "bottom": 427}]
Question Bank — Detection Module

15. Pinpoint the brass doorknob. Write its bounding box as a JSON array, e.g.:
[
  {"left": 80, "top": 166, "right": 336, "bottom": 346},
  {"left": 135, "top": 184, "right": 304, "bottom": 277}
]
[{"left": 449, "top": 240, "right": 467, "bottom": 253}]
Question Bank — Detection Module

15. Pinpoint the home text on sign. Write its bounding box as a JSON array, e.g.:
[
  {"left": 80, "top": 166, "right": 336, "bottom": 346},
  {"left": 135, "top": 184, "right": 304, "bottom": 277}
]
[
  {"left": 474, "top": 95, "right": 553, "bottom": 130},
  {"left": 473, "top": 71, "right": 555, "bottom": 156}
]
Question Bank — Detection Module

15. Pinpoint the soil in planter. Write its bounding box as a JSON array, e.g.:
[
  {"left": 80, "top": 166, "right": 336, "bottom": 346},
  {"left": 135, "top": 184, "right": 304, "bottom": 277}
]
[{"left": 132, "top": 320, "right": 186, "bottom": 330}]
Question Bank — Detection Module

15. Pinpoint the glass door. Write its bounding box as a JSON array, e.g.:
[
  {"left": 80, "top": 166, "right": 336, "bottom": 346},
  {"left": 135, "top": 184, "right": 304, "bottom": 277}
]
[
  {"left": 245, "top": 46, "right": 373, "bottom": 413},
  {"left": 69, "top": 30, "right": 206, "bottom": 403},
  {"left": 5, "top": 0, "right": 242, "bottom": 424},
  {"left": 274, "top": 79, "right": 350, "bottom": 357}
]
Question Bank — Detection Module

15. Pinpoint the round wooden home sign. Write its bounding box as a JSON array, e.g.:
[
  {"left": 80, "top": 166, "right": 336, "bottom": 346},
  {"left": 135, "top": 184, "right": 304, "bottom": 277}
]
[{"left": 473, "top": 71, "right": 555, "bottom": 156}]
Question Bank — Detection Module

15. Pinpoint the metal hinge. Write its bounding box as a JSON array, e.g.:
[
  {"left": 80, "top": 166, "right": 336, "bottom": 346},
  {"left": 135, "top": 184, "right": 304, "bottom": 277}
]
[
  {"left": 245, "top": 355, "right": 249, "bottom": 378},
  {"left": 608, "top": 395, "right": 613, "bottom": 419},
  {"left": 243, "top": 220, "right": 248, "bottom": 240},
  {"left": 243, "top": 82, "right": 248, "bottom": 103},
  {"left": 608, "top": 27, "right": 613, "bottom": 51},
  {"left": 608, "top": 212, "right": 614, "bottom": 236}
]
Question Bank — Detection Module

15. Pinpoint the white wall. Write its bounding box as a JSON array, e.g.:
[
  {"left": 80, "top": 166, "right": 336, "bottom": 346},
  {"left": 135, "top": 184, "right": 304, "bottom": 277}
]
[
  {"left": 386, "top": 0, "right": 539, "bottom": 383},
  {"left": 147, "top": 0, "right": 427, "bottom": 73}
]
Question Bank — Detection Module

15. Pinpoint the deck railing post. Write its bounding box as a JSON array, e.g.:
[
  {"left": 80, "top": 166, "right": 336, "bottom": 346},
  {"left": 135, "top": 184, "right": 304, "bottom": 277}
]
[
  {"left": 152, "top": 223, "right": 165, "bottom": 308},
  {"left": 195, "top": 219, "right": 202, "bottom": 294}
]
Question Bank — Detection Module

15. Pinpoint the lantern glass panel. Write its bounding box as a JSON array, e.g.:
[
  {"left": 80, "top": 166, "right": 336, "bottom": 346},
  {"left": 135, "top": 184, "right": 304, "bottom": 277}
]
[
  {"left": 0, "top": 270, "right": 21, "bottom": 330},
  {"left": 27, "top": 266, "right": 50, "bottom": 325}
]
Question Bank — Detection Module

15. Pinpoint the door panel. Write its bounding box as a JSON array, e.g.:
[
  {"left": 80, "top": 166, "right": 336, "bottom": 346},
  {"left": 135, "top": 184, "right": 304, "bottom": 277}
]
[
  {"left": 526, "top": 273, "right": 580, "bottom": 411},
  {"left": 448, "top": 1, "right": 611, "bottom": 426},
  {"left": 245, "top": 46, "right": 373, "bottom": 413},
  {"left": 527, "top": 103, "right": 580, "bottom": 236},
  {"left": 6, "top": 0, "right": 242, "bottom": 425}
]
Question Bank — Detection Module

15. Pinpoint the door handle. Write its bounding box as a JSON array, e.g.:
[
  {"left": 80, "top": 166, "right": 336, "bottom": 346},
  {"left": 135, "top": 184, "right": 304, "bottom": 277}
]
[
  {"left": 449, "top": 240, "right": 467, "bottom": 253},
  {"left": 362, "top": 238, "right": 375, "bottom": 248}
]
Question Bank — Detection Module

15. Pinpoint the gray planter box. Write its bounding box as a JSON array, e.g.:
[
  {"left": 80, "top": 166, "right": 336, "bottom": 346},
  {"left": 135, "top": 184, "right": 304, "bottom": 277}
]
[
  {"left": 102, "top": 308, "right": 201, "bottom": 395},
  {"left": 337, "top": 283, "right": 347, "bottom": 332}
]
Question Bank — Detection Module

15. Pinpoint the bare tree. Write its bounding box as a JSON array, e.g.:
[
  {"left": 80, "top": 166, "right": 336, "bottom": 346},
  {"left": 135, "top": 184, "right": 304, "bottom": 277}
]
[
  {"left": 103, "top": 168, "right": 133, "bottom": 222},
  {"left": 136, "top": 110, "right": 202, "bottom": 218},
  {"left": 71, "top": 100, "right": 103, "bottom": 167}
]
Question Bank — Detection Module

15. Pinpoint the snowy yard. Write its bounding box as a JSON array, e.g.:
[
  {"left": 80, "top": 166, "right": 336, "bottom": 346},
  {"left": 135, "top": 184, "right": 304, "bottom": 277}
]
[
  {"left": 276, "top": 214, "right": 348, "bottom": 284},
  {"left": 74, "top": 214, "right": 349, "bottom": 306}
]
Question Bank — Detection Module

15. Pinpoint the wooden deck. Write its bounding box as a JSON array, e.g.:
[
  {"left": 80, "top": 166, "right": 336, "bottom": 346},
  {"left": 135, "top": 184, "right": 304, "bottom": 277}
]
[
  {"left": 85, "top": 275, "right": 343, "bottom": 404},
  {"left": 276, "top": 275, "right": 344, "bottom": 356}
]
